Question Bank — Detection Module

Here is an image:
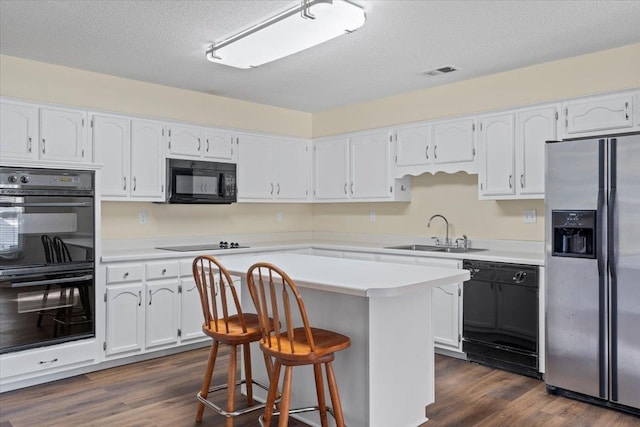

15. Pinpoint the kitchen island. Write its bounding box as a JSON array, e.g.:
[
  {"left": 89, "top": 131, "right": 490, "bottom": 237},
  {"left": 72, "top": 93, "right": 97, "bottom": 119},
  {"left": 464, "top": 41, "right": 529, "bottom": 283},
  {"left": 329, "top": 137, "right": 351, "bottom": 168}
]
[{"left": 219, "top": 253, "right": 470, "bottom": 427}]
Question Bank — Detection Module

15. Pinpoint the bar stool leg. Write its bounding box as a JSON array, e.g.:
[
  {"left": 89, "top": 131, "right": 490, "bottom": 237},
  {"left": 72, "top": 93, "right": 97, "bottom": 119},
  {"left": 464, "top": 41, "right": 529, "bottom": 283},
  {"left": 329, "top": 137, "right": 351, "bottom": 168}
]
[
  {"left": 263, "top": 361, "right": 281, "bottom": 426},
  {"left": 196, "top": 341, "right": 219, "bottom": 422},
  {"left": 243, "top": 342, "right": 254, "bottom": 406},
  {"left": 278, "top": 365, "right": 294, "bottom": 427},
  {"left": 325, "top": 362, "right": 346, "bottom": 427},
  {"left": 226, "top": 345, "right": 237, "bottom": 427},
  {"left": 313, "top": 364, "right": 329, "bottom": 427}
]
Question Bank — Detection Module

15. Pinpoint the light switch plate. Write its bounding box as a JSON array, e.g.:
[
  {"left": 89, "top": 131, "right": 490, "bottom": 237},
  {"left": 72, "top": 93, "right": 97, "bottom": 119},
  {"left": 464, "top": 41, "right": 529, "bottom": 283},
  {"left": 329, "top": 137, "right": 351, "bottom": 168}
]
[
  {"left": 522, "top": 209, "right": 537, "bottom": 223},
  {"left": 139, "top": 211, "right": 147, "bottom": 224}
]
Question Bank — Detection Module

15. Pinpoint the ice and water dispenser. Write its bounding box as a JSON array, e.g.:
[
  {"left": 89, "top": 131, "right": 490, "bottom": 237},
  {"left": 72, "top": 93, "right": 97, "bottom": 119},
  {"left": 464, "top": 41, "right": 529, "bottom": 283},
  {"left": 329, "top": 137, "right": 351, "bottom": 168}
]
[{"left": 551, "top": 210, "right": 596, "bottom": 258}]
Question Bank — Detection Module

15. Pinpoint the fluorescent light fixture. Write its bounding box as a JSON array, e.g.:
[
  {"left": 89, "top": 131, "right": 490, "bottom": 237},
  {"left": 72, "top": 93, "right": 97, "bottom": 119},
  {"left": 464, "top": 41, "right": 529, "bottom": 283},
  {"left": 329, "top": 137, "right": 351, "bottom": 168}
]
[{"left": 206, "top": 0, "right": 366, "bottom": 69}]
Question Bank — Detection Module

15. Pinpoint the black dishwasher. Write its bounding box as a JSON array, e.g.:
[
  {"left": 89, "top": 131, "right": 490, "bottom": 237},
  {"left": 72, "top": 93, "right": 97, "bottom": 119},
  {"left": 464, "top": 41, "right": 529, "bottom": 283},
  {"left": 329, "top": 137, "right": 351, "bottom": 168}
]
[{"left": 462, "top": 260, "right": 540, "bottom": 378}]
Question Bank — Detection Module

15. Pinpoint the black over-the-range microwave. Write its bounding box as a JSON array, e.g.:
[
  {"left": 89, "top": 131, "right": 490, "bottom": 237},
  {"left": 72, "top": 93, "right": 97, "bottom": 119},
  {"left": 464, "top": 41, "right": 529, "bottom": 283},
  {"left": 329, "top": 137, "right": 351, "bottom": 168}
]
[{"left": 164, "top": 158, "right": 237, "bottom": 204}]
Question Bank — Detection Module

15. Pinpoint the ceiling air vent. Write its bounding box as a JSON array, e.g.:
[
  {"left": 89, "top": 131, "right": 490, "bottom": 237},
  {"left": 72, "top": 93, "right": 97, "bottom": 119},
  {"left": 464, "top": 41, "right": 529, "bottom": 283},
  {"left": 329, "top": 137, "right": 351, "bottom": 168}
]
[{"left": 419, "top": 65, "right": 459, "bottom": 77}]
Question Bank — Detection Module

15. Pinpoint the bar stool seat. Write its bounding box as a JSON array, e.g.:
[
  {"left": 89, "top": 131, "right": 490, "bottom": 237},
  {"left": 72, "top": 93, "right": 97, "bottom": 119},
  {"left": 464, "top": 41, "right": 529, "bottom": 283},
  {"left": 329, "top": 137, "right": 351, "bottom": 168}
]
[
  {"left": 247, "top": 262, "right": 351, "bottom": 427},
  {"left": 193, "top": 255, "right": 274, "bottom": 427}
]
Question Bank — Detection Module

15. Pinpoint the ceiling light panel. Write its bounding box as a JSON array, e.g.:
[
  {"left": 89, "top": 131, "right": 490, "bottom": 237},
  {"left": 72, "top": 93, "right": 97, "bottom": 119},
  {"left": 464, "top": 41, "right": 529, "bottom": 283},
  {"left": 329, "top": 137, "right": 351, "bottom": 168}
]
[{"left": 206, "top": 0, "right": 366, "bottom": 69}]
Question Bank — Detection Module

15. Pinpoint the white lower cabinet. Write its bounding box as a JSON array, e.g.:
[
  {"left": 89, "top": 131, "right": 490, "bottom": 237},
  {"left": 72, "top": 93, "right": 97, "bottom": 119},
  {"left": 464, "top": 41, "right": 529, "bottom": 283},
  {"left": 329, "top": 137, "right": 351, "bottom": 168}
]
[{"left": 145, "top": 262, "right": 180, "bottom": 349}]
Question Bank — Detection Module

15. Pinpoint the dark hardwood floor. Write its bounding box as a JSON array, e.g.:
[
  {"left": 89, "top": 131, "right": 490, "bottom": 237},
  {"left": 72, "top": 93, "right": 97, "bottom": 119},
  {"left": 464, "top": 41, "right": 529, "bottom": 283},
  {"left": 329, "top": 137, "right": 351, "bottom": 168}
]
[{"left": 1, "top": 347, "right": 638, "bottom": 427}]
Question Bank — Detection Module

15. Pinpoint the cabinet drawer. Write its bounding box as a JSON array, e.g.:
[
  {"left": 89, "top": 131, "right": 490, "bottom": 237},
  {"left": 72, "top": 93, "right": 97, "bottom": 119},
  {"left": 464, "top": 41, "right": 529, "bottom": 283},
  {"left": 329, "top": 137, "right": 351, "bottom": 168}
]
[
  {"left": 106, "top": 264, "right": 143, "bottom": 283},
  {"left": 0, "top": 340, "right": 96, "bottom": 381},
  {"left": 146, "top": 261, "right": 179, "bottom": 280}
]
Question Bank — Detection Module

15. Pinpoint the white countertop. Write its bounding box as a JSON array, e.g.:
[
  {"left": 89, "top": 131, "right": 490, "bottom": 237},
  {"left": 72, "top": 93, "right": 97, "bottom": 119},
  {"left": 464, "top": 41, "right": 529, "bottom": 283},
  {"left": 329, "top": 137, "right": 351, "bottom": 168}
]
[{"left": 219, "top": 253, "right": 470, "bottom": 297}]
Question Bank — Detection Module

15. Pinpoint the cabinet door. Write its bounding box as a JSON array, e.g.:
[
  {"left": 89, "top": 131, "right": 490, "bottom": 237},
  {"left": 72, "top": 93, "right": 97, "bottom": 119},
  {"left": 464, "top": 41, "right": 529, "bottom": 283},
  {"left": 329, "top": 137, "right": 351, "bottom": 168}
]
[
  {"left": 516, "top": 106, "right": 557, "bottom": 197},
  {"left": 204, "top": 128, "right": 235, "bottom": 161},
  {"left": 415, "top": 258, "right": 462, "bottom": 351},
  {"left": 39, "top": 107, "right": 88, "bottom": 162},
  {"left": 0, "top": 101, "right": 37, "bottom": 160},
  {"left": 105, "top": 283, "right": 144, "bottom": 356},
  {"left": 168, "top": 124, "right": 203, "bottom": 157},
  {"left": 479, "top": 114, "right": 515, "bottom": 197},
  {"left": 274, "top": 139, "right": 310, "bottom": 200},
  {"left": 180, "top": 277, "right": 206, "bottom": 342},
  {"left": 237, "top": 134, "right": 274, "bottom": 199},
  {"left": 92, "top": 114, "right": 130, "bottom": 198},
  {"left": 145, "top": 280, "right": 179, "bottom": 349},
  {"left": 313, "top": 138, "right": 349, "bottom": 200},
  {"left": 395, "top": 124, "right": 431, "bottom": 166},
  {"left": 350, "top": 131, "right": 391, "bottom": 199},
  {"left": 130, "top": 119, "right": 165, "bottom": 200},
  {"left": 432, "top": 118, "right": 476, "bottom": 164},
  {"left": 563, "top": 93, "right": 633, "bottom": 135}
]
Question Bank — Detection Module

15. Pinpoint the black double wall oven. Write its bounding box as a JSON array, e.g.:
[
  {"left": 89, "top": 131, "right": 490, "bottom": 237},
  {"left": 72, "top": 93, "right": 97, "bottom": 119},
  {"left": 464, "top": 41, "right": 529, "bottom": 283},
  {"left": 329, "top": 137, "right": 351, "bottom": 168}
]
[{"left": 0, "top": 167, "right": 95, "bottom": 354}]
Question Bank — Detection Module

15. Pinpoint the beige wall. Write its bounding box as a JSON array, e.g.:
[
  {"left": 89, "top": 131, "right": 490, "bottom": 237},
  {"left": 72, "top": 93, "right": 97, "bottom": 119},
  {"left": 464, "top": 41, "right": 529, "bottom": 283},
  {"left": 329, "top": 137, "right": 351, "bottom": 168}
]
[
  {"left": 311, "top": 43, "right": 640, "bottom": 242},
  {"left": 2, "top": 44, "right": 639, "bottom": 242}
]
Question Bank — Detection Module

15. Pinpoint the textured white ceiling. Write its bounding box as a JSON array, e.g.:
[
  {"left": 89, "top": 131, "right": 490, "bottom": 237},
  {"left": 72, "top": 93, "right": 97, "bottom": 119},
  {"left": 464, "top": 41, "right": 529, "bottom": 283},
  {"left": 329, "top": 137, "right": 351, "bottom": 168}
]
[{"left": 1, "top": 0, "right": 639, "bottom": 112}]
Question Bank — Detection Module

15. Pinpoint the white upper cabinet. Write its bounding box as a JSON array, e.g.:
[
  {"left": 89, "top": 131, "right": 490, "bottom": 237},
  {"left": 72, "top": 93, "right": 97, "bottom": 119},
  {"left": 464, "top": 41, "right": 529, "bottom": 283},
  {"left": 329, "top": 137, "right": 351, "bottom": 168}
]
[
  {"left": 167, "top": 123, "right": 236, "bottom": 162},
  {"left": 313, "top": 137, "right": 350, "bottom": 200},
  {"left": 516, "top": 106, "right": 558, "bottom": 197},
  {"left": 167, "top": 124, "right": 202, "bottom": 157},
  {"left": 394, "top": 116, "right": 477, "bottom": 178},
  {"left": 478, "top": 113, "right": 515, "bottom": 197},
  {"left": 92, "top": 114, "right": 131, "bottom": 198},
  {"left": 561, "top": 91, "right": 637, "bottom": 138},
  {"left": 350, "top": 131, "right": 393, "bottom": 199},
  {"left": 314, "top": 131, "right": 411, "bottom": 202},
  {"left": 237, "top": 133, "right": 310, "bottom": 201},
  {"left": 40, "top": 107, "right": 89, "bottom": 163},
  {"left": 130, "top": 119, "right": 166, "bottom": 200},
  {"left": 0, "top": 100, "right": 38, "bottom": 161},
  {"left": 479, "top": 104, "right": 559, "bottom": 200},
  {"left": 204, "top": 128, "right": 235, "bottom": 161},
  {"left": 94, "top": 115, "right": 165, "bottom": 201}
]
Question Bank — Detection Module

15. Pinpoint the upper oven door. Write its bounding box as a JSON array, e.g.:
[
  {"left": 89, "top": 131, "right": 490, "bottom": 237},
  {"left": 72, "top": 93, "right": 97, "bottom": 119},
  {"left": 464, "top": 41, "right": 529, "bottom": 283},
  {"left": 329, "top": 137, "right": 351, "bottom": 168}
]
[{"left": 0, "top": 194, "right": 95, "bottom": 271}]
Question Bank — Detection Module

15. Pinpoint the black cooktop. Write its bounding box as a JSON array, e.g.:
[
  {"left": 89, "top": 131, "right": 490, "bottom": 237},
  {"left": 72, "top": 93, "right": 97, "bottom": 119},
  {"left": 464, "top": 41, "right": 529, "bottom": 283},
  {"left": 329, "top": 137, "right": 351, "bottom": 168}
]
[{"left": 156, "top": 243, "right": 249, "bottom": 252}]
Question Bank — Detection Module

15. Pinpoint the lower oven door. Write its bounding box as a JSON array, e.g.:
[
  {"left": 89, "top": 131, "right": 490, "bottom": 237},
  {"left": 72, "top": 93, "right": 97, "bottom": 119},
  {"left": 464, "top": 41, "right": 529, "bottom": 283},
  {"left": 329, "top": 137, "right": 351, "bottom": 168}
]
[{"left": 0, "top": 269, "right": 95, "bottom": 354}]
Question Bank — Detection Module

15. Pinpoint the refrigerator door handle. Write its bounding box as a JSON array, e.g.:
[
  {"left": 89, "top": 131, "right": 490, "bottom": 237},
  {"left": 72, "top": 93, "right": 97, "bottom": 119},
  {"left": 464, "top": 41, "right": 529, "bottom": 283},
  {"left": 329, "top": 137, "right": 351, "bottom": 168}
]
[
  {"left": 608, "top": 138, "right": 619, "bottom": 402},
  {"left": 597, "top": 138, "right": 607, "bottom": 399}
]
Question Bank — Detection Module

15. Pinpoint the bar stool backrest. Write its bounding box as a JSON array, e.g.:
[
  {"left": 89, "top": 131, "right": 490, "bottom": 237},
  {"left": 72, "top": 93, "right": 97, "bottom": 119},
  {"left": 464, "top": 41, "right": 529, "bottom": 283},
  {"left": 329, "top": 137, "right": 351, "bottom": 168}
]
[
  {"left": 246, "top": 262, "right": 316, "bottom": 355},
  {"left": 192, "top": 255, "right": 247, "bottom": 335}
]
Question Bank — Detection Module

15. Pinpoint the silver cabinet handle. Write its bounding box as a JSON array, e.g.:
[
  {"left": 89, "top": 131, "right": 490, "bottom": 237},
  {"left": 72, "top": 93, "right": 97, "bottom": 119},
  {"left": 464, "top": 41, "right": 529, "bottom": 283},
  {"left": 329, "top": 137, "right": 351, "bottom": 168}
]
[
  {"left": 138, "top": 290, "right": 142, "bottom": 306},
  {"left": 426, "top": 145, "right": 429, "bottom": 159},
  {"left": 270, "top": 183, "right": 274, "bottom": 195},
  {"left": 42, "top": 138, "right": 46, "bottom": 154},
  {"left": 39, "top": 358, "right": 58, "bottom": 365},
  {"left": 344, "top": 183, "right": 347, "bottom": 194},
  {"left": 206, "top": 139, "right": 210, "bottom": 152},
  {"left": 28, "top": 137, "right": 32, "bottom": 153},
  {"left": 123, "top": 176, "right": 127, "bottom": 190},
  {"left": 133, "top": 177, "right": 137, "bottom": 191},
  {"left": 625, "top": 102, "right": 629, "bottom": 120},
  {"left": 149, "top": 290, "right": 152, "bottom": 306},
  {"left": 520, "top": 174, "right": 524, "bottom": 188},
  {"left": 434, "top": 145, "right": 438, "bottom": 159},
  {"left": 123, "top": 272, "right": 129, "bottom": 278},
  {"left": 350, "top": 182, "right": 354, "bottom": 194},
  {"left": 277, "top": 183, "right": 280, "bottom": 195},
  {"left": 197, "top": 138, "right": 201, "bottom": 152},
  {"left": 162, "top": 268, "right": 166, "bottom": 275},
  {"left": 508, "top": 175, "right": 513, "bottom": 189},
  {"left": 81, "top": 149, "right": 85, "bottom": 158}
]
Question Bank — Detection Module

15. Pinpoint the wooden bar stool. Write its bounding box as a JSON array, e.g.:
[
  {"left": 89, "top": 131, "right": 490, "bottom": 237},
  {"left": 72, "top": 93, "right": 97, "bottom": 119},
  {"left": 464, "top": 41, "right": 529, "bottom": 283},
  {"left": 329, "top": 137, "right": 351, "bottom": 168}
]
[
  {"left": 192, "top": 255, "right": 273, "bottom": 426},
  {"left": 246, "top": 262, "right": 351, "bottom": 427}
]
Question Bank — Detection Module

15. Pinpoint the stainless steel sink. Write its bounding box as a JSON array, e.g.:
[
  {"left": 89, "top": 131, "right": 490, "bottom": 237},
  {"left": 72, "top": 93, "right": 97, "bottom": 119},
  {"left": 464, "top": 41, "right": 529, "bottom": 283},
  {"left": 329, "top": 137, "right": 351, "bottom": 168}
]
[{"left": 384, "top": 244, "right": 487, "bottom": 253}]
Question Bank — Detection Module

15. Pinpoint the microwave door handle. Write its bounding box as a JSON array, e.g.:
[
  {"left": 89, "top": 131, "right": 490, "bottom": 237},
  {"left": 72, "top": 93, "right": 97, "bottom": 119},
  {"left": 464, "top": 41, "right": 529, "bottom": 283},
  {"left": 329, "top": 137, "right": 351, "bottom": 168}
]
[{"left": 218, "top": 173, "right": 224, "bottom": 197}]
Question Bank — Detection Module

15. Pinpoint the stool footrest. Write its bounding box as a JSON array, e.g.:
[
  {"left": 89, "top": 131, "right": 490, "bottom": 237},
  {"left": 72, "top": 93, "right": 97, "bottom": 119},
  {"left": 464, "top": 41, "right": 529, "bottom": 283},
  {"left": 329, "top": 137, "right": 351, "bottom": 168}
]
[
  {"left": 197, "top": 379, "right": 271, "bottom": 418},
  {"left": 258, "top": 406, "right": 338, "bottom": 426}
]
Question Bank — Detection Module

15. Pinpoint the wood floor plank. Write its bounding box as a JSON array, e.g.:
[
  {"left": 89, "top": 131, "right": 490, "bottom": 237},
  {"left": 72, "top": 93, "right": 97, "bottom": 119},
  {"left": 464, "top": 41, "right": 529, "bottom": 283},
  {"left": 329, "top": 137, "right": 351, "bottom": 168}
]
[{"left": 2, "top": 350, "right": 639, "bottom": 426}]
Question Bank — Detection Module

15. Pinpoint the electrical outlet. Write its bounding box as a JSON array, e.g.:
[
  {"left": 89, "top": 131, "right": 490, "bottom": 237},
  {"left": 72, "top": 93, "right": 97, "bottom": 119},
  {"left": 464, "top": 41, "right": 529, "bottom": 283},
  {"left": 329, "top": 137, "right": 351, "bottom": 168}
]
[
  {"left": 139, "top": 211, "right": 147, "bottom": 224},
  {"left": 369, "top": 211, "right": 376, "bottom": 222},
  {"left": 276, "top": 211, "right": 283, "bottom": 222},
  {"left": 522, "top": 209, "right": 537, "bottom": 223}
]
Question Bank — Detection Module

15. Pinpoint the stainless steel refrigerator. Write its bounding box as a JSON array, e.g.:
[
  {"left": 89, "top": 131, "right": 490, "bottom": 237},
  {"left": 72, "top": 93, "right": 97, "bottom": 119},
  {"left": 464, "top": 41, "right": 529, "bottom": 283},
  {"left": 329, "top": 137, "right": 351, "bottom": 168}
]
[{"left": 545, "top": 132, "right": 640, "bottom": 415}]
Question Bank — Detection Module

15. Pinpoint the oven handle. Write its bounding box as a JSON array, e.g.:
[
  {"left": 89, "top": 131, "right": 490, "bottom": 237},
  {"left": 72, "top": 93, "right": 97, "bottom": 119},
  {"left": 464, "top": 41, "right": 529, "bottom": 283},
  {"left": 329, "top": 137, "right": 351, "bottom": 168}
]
[
  {"left": 0, "top": 202, "right": 93, "bottom": 207},
  {"left": 9, "top": 274, "right": 93, "bottom": 288}
]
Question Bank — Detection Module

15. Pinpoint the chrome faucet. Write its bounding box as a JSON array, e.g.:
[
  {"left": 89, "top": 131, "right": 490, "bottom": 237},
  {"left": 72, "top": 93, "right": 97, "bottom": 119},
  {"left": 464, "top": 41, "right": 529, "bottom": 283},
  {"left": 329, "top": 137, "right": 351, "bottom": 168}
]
[{"left": 428, "top": 214, "right": 450, "bottom": 246}]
